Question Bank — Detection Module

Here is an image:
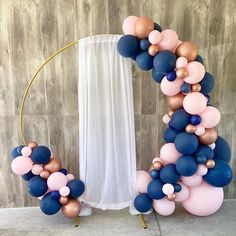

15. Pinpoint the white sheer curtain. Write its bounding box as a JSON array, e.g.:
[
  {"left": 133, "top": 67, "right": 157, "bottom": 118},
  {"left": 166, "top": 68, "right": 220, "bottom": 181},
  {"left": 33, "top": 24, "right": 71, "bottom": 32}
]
[{"left": 78, "top": 35, "right": 137, "bottom": 210}]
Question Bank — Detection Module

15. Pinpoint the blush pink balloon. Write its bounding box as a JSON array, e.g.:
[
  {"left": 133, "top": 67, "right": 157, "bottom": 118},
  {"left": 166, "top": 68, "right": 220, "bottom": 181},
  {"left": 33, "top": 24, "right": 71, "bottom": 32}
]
[
  {"left": 148, "top": 30, "right": 161, "bottom": 44},
  {"left": 162, "top": 114, "right": 171, "bottom": 124},
  {"left": 31, "top": 164, "right": 43, "bottom": 175},
  {"left": 122, "top": 16, "right": 138, "bottom": 35},
  {"left": 183, "top": 92, "right": 207, "bottom": 114},
  {"left": 153, "top": 198, "right": 175, "bottom": 216},
  {"left": 66, "top": 174, "right": 75, "bottom": 182},
  {"left": 181, "top": 174, "right": 202, "bottom": 187},
  {"left": 176, "top": 56, "right": 188, "bottom": 69},
  {"left": 161, "top": 77, "right": 184, "bottom": 96},
  {"left": 152, "top": 157, "right": 163, "bottom": 164},
  {"left": 172, "top": 40, "right": 182, "bottom": 53},
  {"left": 59, "top": 186, "right": 70, "bottom": 197},
  {"left": 162, "top": 183, "right": 174, "bottom": 195},
  {"left": 160, "top": 143, "right": 181, "bottom": 164},
  {"left": 182, "top": 181, "right": 224, "bottom": 216},
  {"left": 47, "top": 172, "right": 68, "bottom": 191},
  {"left": 11, "top": 156, "right": 33, "bottom": 175},
  {"left": 196, "top": 165, "right": 208, "bottom": 176},
  {"left": 200, "top": 106, "right": 221, "bottom": 128},
  {"left": 209, "top": 143, "right": 216, "bottom": 150},
  {"left": 175, "top": 182, "right": 190, "bottom": 202},
  {"left": 184, "top": 61, "right": 205, "bottom": 84},
  {"left": 137, "top": 170, "right": 152, "bottom": 193},
  {"left": 21, "top": 147, "right": 32, "bottom": 157},
  {"left": 195, "top": 125, "right": 206, "bottom": 136},
  {"left": 158, "top": 29, "right": 179, "bottom": 51}
]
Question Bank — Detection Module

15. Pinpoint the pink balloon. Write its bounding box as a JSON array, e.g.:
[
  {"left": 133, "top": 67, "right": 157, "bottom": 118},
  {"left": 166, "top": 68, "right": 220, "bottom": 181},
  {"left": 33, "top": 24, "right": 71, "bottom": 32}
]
[
  {"left": 175, "top": 182, "right": 190, "bottom": 202},
  {"left": 183, "top": 92, "right": 207, "bottom": 114},
  {"left": 172, "top": 40, "right": 182, "bottom": 52},
  {"left": 59, "top": 186, "right": 70, "bottom": 197},
  {"left": 31, "top": 164, "right": 43, "bottom": 175},
  {"left": 21, "top": 147, "right": 32, "bottom": 157},
  {"left": 196, "top": 165, "right": 208, "bottom": 176},
  {"left": 184, "top": 61, "right": 205, "bottom": 84},
  {"left": 11, "top": 156, "right": 33, "bottom": 175},
  {"left": 182, "top": 181, "right": 224, "bottom": 216},
  {"left": 195, "top": 125, "right": 206, "bottom": 136},
  {"left": 47, "top": 172, "right": 68, "bottom": 191},
  {"left": 162, "top": 183, "right": 174, "bottom": 195},
  {"left": 153, "top": 198, "right": 175, "bottom": 216},
  {"left": 152, "top": 157, "right": 163, "bottom": 164},
  {"left": 160, "top": 77, "right": 184, "bottom": 96},
  {"left": 136, "top": 170, "right": 152, "bottom": 193},
  {"left": 66, "top": 174, "right": 75, "bottom": 182},
  {"left": 176, "top": 56, "right": 188, "bottom": 69},
  {"left": 148, "top": 30, "right": 161, "bottom": 44},
  {"left": 158, "top": 29, "right": 179, "bottom": 51},
  {"left": 200, "top": 106, "right": 221, "bottom": 128},
  {"left": 162, "top": 114, "right": 171, "bottom": 124},
  {"left": 209, "top": 143, "right": 216, "bottom": 150},
  {"left": 181, "top": 174, "right": 202, "bottom": 187},
  {"left": 122, "top": 16, "right": 138, "bottom": 35},
  {"left": 160, "top": 143, "right": 180, "bottom": 164}
]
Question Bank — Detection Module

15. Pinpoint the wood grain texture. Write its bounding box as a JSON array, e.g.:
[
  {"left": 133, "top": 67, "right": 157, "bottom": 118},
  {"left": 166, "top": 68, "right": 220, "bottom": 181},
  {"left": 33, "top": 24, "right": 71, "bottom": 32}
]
[{"left": 0, "top": 0, "right": 235, "bottom": 207}]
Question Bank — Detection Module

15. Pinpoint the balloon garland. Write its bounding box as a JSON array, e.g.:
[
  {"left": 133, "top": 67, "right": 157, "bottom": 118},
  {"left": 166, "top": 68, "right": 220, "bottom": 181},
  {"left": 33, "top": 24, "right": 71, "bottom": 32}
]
[{"left": 118, "top": 16, "right": 233, "bottom": 217}]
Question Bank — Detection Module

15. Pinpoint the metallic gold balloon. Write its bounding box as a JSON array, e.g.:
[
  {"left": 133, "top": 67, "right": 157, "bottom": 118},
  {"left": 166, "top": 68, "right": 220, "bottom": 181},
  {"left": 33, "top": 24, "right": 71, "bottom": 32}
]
[
  {"left": 167, "top": 193, "right": 176, "bottom": 201},
  {"left": 205, "top": 160, "right": 215, "bottom": 169},
  {"left": 166, "top": 93, "right": 185, "bottom": 111},
  {"left": 134, "top": 16, "right": 154, "bottom": 38},
  {"left": 168, "top": 110, "right": 174, "bottom": 117},
  {"left": 153, "top": 161, "right": 162, "bottom": 171},
  {"left": 176, "top": 41, "right": 198, "bottom": 61},
  {"left": 28, "top": 141, "right": 38, "bottom": 149},
  {"left": 43, "top": 157, "right": 61, "bottom": 173},
  {"left": 62, "top": 199, "right": 81, "bottom": 218},
  {"left": 40, "top": 170, "right": 50, "bottom": 179},
  {"left": 185, "top": 124, "right": 196, "bottom": 133},
  {"left": 148, "top": 44, "right": 159, "bottom": 56},
  {"left": 192, "top": 83, "right": 201, "bottom": 92},
  {"left": 176, "top": 67, "right": 188, "bottom": 79},
  {"left": 199, "top": 128, "right": 217, "bottom": 145},
  {"left": 59, "top": 196, "right": 69, "bottom": 205}
]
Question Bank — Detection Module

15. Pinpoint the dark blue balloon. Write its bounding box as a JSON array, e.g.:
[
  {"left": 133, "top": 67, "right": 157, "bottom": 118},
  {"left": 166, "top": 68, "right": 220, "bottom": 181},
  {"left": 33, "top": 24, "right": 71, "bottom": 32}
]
[
  {"left": 150, "top": 170, "right": 159, "bottom": 179},
  {"left": 180, "top": 83, "right": 191, "bottom": 93},
  {"left": 134, "top": 193, "right": 152, "bottom": 213},
  {"left": 176, "top": 155, "right": 198, "bottom": 176},
  {"left": 60, "top": 168, "right": 68, "bottom": 175},
  {"left": 175, "top": 132, "right": 199, "bottom": 155},
  {"left": 166, "top": 71, "right": 176, "bottom": 81},
  {"left": 195, "top": 55, "right": 204, "bottom": 65},
  {"left": 153, "top": 51, "right": 176, "bottom": 73},
  {"left": 139, "top": 39, "right": 151, "bottom": 51},
  {"left": 51, "top": 191, "right": 60, "bottom": 200},
  {"left": 194, "top": 145, "right": 214, "bottom": 159},
  {"left": 154, "top": 23, "right": 162, "bottom": 32},
  {"left": 196, "top": 154, "right": 207, "bottom": 164},
  {"left": 147, "top": 179, "right": 165, "bottom": 199},
  {"left": 200, "top": 72, "right": 215, "bottom": 95},
  {"left": 21, "top": 171, "right": 35, "bottom": 181},
  {"left": 169, "top": 109, "right": 191, "bottom": 131},
  {"left": 67, "top": 179, "right": 85, "bottom": 198},
  {"left": 159, "top": 164, "right": 180, "bottom": 184},
  {"left": 174, "top": 183, "right": 182, "bottom": 192},
  {"left": 214, "top": 136, "right": 231, "bottom": 163},
  {"left": 190, "top": 115, "right": 201, "bottom": 125},
  {"left": 11, "top": 145, "right": 24, "bottom": 159},
  {"left": 152, "top": 69, "right": 165, "bottom": 83},
  {"left": 28, "top": 176, "right": 48, "bottom": 197},
  {"left": 40, "top": 192, "right": 61, "bottom": 215},
  {"left": 117, "top": 35, "right": 139, "bottom": 58},
  {"left": 136, "top": 51, "right": 154, "bottom": 71},
  {"left": 31, "top": 146, "right": 51, "bottom": 164},
  {"left": 203, "top": 159, "right": 233, "bottom": 187},
  {"left": 164, "top": 127, "right": 179, "bottom": 143}
]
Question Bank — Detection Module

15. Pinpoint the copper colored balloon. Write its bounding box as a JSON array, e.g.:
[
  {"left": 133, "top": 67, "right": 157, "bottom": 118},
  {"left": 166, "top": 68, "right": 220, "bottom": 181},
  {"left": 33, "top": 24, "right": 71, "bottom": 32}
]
[
  {"left": 205, "top": 160, "right": 215, "bottom": 169},
  {"left": 153, "top": 161, "right": 162, "bottom": 171},
  {"left": 166, "top": 93, "right": 185, "bottom": 111},
  {"left": 59, "top": 196, "right": 69, "bottom": 205},
  {"left": 148, "top": 44, "right": 159, "bottom": 56},
  {"left": 192, "top": 83, "right": 201, "bottom": 92},
  {"left": 185, "top": 124, "right": 196, "bottom": 133},
  {"left": 43, "top": 157, "right": 61, "bottom": 173},
  {"left": 176, "top": 41, "right": 198, "bottom": 61},
  {"left": 176, "top": 67, "right": 188, "bottom": 79},
  {"left": 168, "top": 110, "right": 174, "bottom": 117},
  {"left": 28, "top": 141, "right": 38, "bottom": 149},
  {"left": 199, "top": 128, "right": 217, "bottom": 145},
  {"left": 134, "top": 16, "right": 154, "bottom": 38},
  {"left": 62, "top": 199, "right": 81, "bottom": 218},
  {"left": 167, "top": 193, "right": 176, "bottom": 201},
  {"left": 40, "top": 170, "right": 50, "bottom": 179}
]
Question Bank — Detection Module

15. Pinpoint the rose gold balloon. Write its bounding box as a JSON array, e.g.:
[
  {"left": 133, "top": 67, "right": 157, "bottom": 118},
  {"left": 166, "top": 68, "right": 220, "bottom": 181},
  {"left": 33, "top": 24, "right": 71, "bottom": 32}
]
[
  {"left": 153, "top": 161, "right": 163, "bottom": 171},
  {"left": 199, "top": 128, "right": 217, "bottom": 145},
  {"left": 176, "top": 41, "right": 198, "bottom": 61},
  {"left": 192, "top": 83, "right": 201, "bottom": 92},
  {"left": 43, "top": 157, "right": 62, "bottom": 173},
  {"left": 59, "top": 196, "right": 69, "bottom": 205},
  {"left": 148, "top": 44, "right": 159, "bottom": 56},
  {"left": 168, "top": 110, "right": 174, "bottom": 117},
  {"left": 176, "top": 67, "right": 188, "bottom": 79},
  {"left": 167, "top": 193, "right": 176, "bottom": 201},
  {"left": 166, "top": 93, "right": 185, "bottom": 111},
  {"left": 28, "top": 141, "right": 38, "bottom": 149},
  {"left": 134, "top": 16, "right": 154, "bottom": 38},
  {"left": 40, "top": 170, "right": 50, "bottom": 179},
  {"left": 62, "top": 199, "right": 81, "bottom": 218},
  {"left": 205, "top": 160, "right": 215, "bottom": 169},
  {"left": 185, "top": 124, "right": 196, "bottom": 133}
]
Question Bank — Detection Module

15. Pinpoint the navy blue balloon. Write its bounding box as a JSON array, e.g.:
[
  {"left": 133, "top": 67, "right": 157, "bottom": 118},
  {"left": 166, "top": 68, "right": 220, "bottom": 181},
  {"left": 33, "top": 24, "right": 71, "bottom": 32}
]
[
  {"left": 147, "top": 179, "right": 165, "bottom": 199},
  {"left": 28, "top": 176, "right": 48, "bottom": 197},
  {"left": 214, "top": 136, "right": 231, "bottom": 163},
  {"left": 153, "top": 51, "right": 176, "bottom": 73},
  {"left": 190, "top": 115, "right": 202, "bottom": 125},
  {"left": 136, "top": 51, "right": 154, "bottom": 71},
  {"left": 40, "top": 192, "right": 61, "bottom": 215},
  {"left": 164, "top": 127, "right": 179, "bottom": 143},
  {"left": 150, "top": 170, "right": 159, "bottom": 179},
  {"left": 67, "top": 179, "right": 85, "bottom": 198},
  {"left": 31, "top": 146, "right": 51, "bottom": 164},
  {"left": 176, "top": 155, "right": 198, "bottom": 176},
  {"left": 200, "top": 72, "right": 215, "bottom": 95},
  {"left": 175, "top": 132, "right": 199, "bottom": 155},
  {"left": 194, "top": 144, "right": 214, "bottom": 160},
  {"left": 139, "top": 39, "right": 151, "bottom": 51},
  {"left": 196, "top": 154, "right": 207, "bottom": 164},
  {"left": 154, "top": 23, "right": 162, "bottom": 32},
  {"left": 180, "top": 83, "right": 191, "bottom": 93},
  {"left": 11, "top": 145, "right": 24, "bottom": 159},
  {"left": 195, "top": 55, "right": 204, "bottom": 65},
  {"left": 152, "top": 69, "right": 165, "bottom": 83},
  {"left": 166, "top": 71, "right": 176, "bottom": 81},
  {"left": 203, "top": 159, "right": 233, "bottom": 187},
  {"left": 159, "top": 164, "right": 180, "bottom": 184},
  {"left": 60, "top": 168, "right": 68, "bottom": 175},
  {"left": 117, "top": 35, "right": 139, "bottom": 58},
  {"left": 21, "top": 171, "right": 35, "bottom": 181},
  {"left": 134, "top": 193, "right": 152, "bottom": 213},
  {"left": 169, "top": 109, "right": 191, "bottom": 131},
  {"left": 51, "top": 191, "right": 60, "bottom": 200},
  {"left": 174, "top": 183, "right": 182, "bottom": 192}
]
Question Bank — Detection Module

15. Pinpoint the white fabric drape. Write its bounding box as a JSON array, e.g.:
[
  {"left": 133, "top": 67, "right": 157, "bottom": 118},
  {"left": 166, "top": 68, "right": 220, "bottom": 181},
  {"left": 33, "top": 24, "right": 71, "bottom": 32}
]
[{"left": 78, "top": 35, "right": 137, "bottom": 210}]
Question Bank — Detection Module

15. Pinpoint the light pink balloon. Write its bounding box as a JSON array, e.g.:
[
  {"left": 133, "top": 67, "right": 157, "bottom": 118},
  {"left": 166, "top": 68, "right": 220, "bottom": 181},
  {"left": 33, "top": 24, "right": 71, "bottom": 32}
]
[
  {"left": 200, "top": 106, "right": 221, "bottom": 128},
  {"left": 31, "top": 164, "right": 43, "bottom": 175},
  {"left": 153, "top": 198, "right": 175, "bottom": 216},
  {"left": 148, "top": 30, "right": 161, "bottom": 44},
  {"left": 21, "top": 147, "right": 32, "bottom": 157},
  {"left": 160, "top": 143, "right": 181, "bottom": 164},
  {"left": 122, "top": 16, "right": 138, "bottom": 35},
  {"left": 162, "top": 183, "right": 174, "bottom": 195},
  {"left": 162, "top": 114, "right": 171, "bottom": 124},
  {"left": 183, "top": 92, "right": 207, "bottom": 114},
  {"left": 136, "top": 170, "right": 152, "bottom": 193},
  {"left": 158, "top": 29, "right": 179, "bottom": 51},
  {"left": 66, "top": 174, "right": 75, "bottom": 182},
  {"left": 175, "top": 182, "right": 190, "bottom": 202},
  {"left": 172, "top": 40, "right": 182, "bottom": 52},
  {"left": 176, "top": 56, "right": 188, "bottom": 69},
  {"left": 181, "top": 174, "right": 202, "bottom": 187},
  {"left": 59, "top": 186, "right": 70, "bottom": 197},
  {"left": 184, "top": 61, "right": 205, "bottom": 84},
  {"left": 11, "top": 156, "right": 33, "bottom": 175},
  {"left": 161, "top": 77, "right": 184, "bottom": 96},
  {"left": 152, "top": 157, "right": 163, "bottom": 164},
  {"left": 47, "top": 172, "right": 68, "bottom": 191},
  {"left": 196, "top": 165, "right": 208, "bottom": 176},
  {"left": 209, "top": 143, "right": 216, "bottom": 150},
  {"left": 182, "top": 181, "right": 224, "bottom": 216},
  {"left": 195, "top": 125, "right": 206, "bottom": 136}
]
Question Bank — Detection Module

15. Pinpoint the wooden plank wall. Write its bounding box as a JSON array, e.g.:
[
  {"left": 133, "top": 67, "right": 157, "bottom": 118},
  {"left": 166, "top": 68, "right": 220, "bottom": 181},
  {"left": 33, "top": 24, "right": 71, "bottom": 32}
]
[{"left": 0, "top": 0, "right": 235, "bottom": 207}]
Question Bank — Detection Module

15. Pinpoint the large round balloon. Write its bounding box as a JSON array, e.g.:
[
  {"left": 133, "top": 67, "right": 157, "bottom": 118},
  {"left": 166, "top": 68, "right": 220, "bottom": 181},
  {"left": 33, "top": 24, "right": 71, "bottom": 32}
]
[
  {"left": 117, "top": 35, "right": 139, "bottom": 58},
  {"left": 159, "top": 164, "right": 180, "bottom": 184},
  {"left": 160, "top": 143, "right": 180, "bottom": 164},
  {"left": 11, "top": 156, "right": 33, "bottom": 175},
  {"left": 28, "top": 176, "right": 48, "bottom": 197},
  {"left": 153, "top": 51, "right": 176, "bottom": 73},
  {"left": 169, "top": 109, "right": 191, "bottom": 131},
  {"left": 153, "top": 198, "right": 175, "bottom": 216},
  {"left": 47, "top": 172, "right": 68, "bottom": 191},
  {"left": 67, "top": 179, "right": 85, "bottom": 198},
  {"left": 134, "top": 193, "right": 153, "bottom": 213},
  {"left": 184, "top": 61, "right": 205, "bottom": 84},
  {"left": 31, "top": 146, "right": 51, "bottom": 164},
  {"left": 40, "top": 192, "right": 62, "bottom": 215},
  {"left": 136, "top": 51, "right": 154, "bottom": 70},
  {"left": 200, "top": 106, "right": 221, "bottom": 128},
  {"left": 160, "top": 77, "right": 183, "bottom": 96},
  {"left": 176, "top": 155, "right": 197, "bottom": 176},
  {"left": 152, "top": 69, "right": 165, "bottom": 83},
  {"left": 122, "top": 16, "right": 138, "bottom": 35},
  {"left": 136, "top": 170, "right": 152, "bottom": 193},
  {"left": 214, "top": 136, "right": 231, "bottom": 163},
  {"left": 200, "top": 72, "right": 215, "bottom": 94},
  {"left": 147, "top": 179, "right": 165, "bottom": 199},
  {"left": 164, "top": 127, "right": 179, "bottom": 143}
]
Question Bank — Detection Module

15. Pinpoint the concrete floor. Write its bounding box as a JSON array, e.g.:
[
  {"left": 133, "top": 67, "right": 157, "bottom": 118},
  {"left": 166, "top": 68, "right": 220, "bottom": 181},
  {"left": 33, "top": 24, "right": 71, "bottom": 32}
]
[{"left": 0, "top": 200, "right": 236, "bottom": 236}]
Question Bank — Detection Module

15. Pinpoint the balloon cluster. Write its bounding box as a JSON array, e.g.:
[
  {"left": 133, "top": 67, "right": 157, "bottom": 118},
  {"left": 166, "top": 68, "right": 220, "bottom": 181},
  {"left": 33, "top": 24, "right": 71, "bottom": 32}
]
[
  {"left": 118, "top": 16, "right": 233, "bottom": 216},
  {"left": 11, "top": 142, "right": 85, "bottom": 218}
]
